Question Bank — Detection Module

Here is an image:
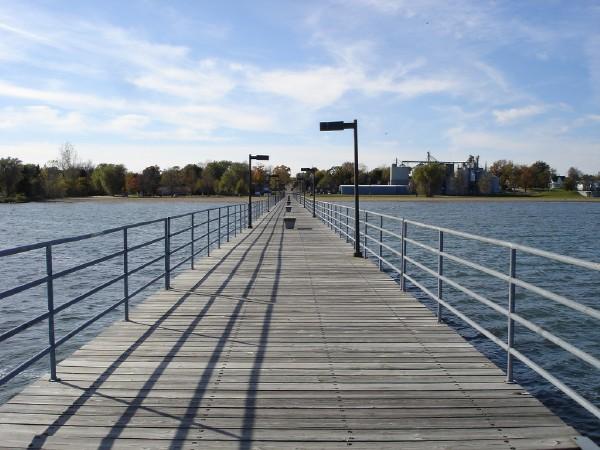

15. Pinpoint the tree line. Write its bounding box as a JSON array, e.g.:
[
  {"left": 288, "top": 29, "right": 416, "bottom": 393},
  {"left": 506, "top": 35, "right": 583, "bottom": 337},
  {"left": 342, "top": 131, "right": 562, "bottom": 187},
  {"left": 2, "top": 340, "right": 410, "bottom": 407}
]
[
  {"left": 296, "top": 159, "right": 600, "bottom": 196},
  {"left": 297, "top": 162, "right": 391, "bottom": 193},
  {"left": 489, "top": 160, "right": 600, "bottom": 191},
  {"left": 0, "top": 143, "right": 291, "bottom": 201}
]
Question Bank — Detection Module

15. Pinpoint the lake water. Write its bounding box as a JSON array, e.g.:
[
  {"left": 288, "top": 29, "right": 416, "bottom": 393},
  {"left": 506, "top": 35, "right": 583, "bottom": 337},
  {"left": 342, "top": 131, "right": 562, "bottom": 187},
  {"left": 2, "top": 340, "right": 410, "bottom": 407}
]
[{"left": 1, "top": 198, "right": 599, "bottom": 441}]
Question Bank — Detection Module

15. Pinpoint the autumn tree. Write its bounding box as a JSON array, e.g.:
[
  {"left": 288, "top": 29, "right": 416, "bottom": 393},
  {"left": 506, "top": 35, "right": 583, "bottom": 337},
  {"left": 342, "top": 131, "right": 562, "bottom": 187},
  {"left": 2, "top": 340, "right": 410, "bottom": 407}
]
[
  {"left": 519, "top": 166, "right": 535, "bottom": 192},
  {"left": 125, "top": 173, "right": 140, "bottom": 195},
  {"left": 270, "top": 165, "right": 291, "bottom": 191},
  {"left": 251, "top": 165, "right": 267, "bottom": 193}
]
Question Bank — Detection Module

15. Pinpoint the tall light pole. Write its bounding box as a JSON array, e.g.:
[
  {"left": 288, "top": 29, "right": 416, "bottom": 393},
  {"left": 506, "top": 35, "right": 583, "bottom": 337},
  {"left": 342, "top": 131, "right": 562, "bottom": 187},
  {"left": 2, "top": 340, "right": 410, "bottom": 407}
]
[
  {"left": 320, "top": 119, "right": 361, "bottom": 257},
  {"left": 248, "top": 154, "right": 269, "bottom": 228},
  {"left": 301, "top": 167, "right": 316, "bottom": 218},
  {"left": 269, "top": 173, "right": 279, "bottom": 210},
  {"left": 298, "top": 173, "right": 306, "bottom": 207}
]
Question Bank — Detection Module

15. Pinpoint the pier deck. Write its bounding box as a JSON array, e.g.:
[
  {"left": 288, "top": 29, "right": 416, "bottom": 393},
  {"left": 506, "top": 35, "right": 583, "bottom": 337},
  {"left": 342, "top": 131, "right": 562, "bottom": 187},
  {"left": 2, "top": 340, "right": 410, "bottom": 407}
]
[{"left": 0, "top": 201, "right": 580, "bottom": 449}]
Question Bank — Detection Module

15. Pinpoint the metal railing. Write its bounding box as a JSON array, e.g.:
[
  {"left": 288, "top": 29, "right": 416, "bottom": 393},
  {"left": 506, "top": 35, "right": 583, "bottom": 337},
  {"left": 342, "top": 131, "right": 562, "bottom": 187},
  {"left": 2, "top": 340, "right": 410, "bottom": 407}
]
[
  {"left": 295, "top": 193, "right": 600, "bottom": 422},
  {"left": 0, "top": 193, "right": 282, "bottom": 387}
]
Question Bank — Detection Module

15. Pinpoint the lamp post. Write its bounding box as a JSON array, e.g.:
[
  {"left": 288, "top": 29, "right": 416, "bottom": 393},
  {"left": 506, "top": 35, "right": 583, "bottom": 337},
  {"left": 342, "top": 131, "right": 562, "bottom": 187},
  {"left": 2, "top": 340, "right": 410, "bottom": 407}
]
[
  {"left": 320, "top": 119, "right": 361, "bottom": 257},
  {"left": 269, "top": 173, "right": 279, "bottom": 210},
  {"left": 300, "top": 174, "right": 306, "bottom": 207},
  {"left": 301, "top": 167, "right": 317, "bottom": 218},
  {"left": 248, "top": 154, "right": 269, "bottom": 228}
]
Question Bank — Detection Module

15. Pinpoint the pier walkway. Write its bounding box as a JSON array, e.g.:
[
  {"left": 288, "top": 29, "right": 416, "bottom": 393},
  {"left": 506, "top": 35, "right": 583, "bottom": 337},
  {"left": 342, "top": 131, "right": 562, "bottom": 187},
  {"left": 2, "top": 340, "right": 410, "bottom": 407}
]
[{"left": 0, "top": 201, "right": 580, "bottom": 449}]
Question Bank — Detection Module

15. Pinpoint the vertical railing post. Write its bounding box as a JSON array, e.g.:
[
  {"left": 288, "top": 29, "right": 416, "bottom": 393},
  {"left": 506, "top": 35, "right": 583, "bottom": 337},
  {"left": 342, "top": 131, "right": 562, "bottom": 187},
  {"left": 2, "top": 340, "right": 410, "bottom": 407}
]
[
  {"left": 346, "top": 207, "right": 349, "bottom": 243},
  {"left": 190, "top": 214, "right": 195, "bottom": 269},
  {"left": 239, "top": 204, "right": 242, "bottom": 233},
  {"left": 379, "top": 215, "right": 383, "bottom": 271},
  {"left": 507, "top": 248, "right": 517, "bottom": 382},
  {"left": 437, "top": 230, "right": 444, "bottom": 323},
  {"left": 207, "top": 209, "right": 211, "bottom": 256},
  {"left": 227, "top": 206, "right": 230, "bottom": 242},
  {"left": 123, "top": 228, "right": 129, "bottom": 321},
  {"left": 164, "top": 218, "right": 171, "bottom": 290},
  {"left": 401, "top": 219, "right": 407, "bottom": 292},
  {"left": 45, "top": 245, "right": 58, "bottom": 381},
  {"left": 218, "top": 208, "right": 221, "bottom": 249},
  {"left": 363, "top": 211, "right": 368, "bottom": 259},
  {"left": 233, "top": 205, "right": 237, "bottom": 238}
]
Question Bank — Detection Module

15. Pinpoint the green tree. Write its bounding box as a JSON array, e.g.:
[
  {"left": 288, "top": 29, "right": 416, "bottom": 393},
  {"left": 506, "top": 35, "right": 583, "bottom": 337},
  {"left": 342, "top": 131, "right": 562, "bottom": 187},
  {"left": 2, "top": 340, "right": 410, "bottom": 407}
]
[
  {"left": 160, "top": 166, "right": 183, "bottom": 195},
  {"left": 489, "top": 160, "right": 516, "bottom": 191},
  {"left": 182, "top": 164, "right": 202, "bottom": 194},
  {"left": 204, "top": 160, "right": 232, "bottom": 181},
  {"left": 140, "top": 165, "right": 161, "bottom": 196},
  {"left": 368, "top": 166, "right": 390, "bottom": 185},
  {"left": 411, "top": 162, "right": 446, "bottom": 197},
  {"left": 92, "top": 164, "right": 126, "bottom": 195},
  {"left": 270, "top": 165, "right": 291, "bottom": 191},
  {"left": 0, "top": 157, "right": 23, "bottom": 197},
  {"left": 219, "top": 162, "right": 248, "bottom": 195},
  {"left": 530, "top": 160, "right": 552, "bottom": 189},
  {"left": 17, "top": 164, "right": 43, "bottom": 199},
  {"left": 40, "top": 166, "right": 67, "bottom": 198}
]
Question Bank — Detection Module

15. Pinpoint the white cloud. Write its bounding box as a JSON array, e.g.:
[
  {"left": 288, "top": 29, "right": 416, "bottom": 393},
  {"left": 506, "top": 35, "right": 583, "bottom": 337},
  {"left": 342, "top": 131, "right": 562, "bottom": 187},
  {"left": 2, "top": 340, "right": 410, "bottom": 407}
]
[
  {"left": 248, "top": 66, "right": 356, "bottom": 108},
  {"left": 492, "top": 105, "right": 546, "bottom": 124},
  {"left": 0, "top": 105, "right": 84, "bottom": 130},
  {"left": 0, "top": 80, "right": 127, "bottom": 110},
  {"left": 129, "top": 60, "right": 236, "bottom": 101}
]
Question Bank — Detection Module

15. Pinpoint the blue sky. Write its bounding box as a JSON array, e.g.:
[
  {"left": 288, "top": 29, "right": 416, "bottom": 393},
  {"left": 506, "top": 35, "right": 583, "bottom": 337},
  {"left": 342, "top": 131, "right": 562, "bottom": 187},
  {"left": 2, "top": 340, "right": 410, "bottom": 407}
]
[{"left": 0, "top": 0, "right": 599, "bottom": 174}]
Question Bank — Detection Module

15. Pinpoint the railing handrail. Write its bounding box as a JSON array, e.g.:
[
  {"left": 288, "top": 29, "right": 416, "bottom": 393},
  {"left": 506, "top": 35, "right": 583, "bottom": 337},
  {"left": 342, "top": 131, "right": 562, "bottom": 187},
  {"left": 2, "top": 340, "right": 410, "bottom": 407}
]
[
  {"left": 295, "top": 193, "right": 600, "bottom": 423},
  {"left": 313, "top": 198, "right": 600, "bottom": 272},
  {"left": 0, "top": 203, "right": 253, "bottom": 258},
  {"left": 0, "top": 193, "right": 283, "bottom": 388}
]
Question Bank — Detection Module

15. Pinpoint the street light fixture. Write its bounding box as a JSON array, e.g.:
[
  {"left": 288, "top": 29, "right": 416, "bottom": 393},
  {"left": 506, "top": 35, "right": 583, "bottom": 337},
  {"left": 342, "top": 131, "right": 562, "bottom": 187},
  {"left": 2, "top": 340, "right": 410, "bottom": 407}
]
[
  {"left": 319, "top": 119, "right": 361, "bottom": 257},
  {"left": 268, "top": 173, "right": 279, "bottom": 211},
  {"left": 301, "top": 167, "right": 317, "bottom": 218},
  {"left": 248, "top": 154, "right": 269, "bottom": 229}
]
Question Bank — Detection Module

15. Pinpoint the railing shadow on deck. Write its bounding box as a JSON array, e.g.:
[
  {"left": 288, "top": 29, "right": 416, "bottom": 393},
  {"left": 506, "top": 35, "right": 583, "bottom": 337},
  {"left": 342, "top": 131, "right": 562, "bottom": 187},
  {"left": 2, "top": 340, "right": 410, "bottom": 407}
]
[
  {"left": 293, "top": 192, "right": 600, "bottom": 442},
  {"left": 25, "top": 207, "right": 282, "bottom": 448}
]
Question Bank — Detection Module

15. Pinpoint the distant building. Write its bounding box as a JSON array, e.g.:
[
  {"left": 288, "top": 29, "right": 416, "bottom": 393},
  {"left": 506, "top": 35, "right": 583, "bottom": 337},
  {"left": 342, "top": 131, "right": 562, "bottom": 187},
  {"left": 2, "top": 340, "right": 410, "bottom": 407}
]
[
  {"left": 549, "top": 176, "right": 565, "bottom": 189},
  {"left": 338, "top": 155, "right": 500, "bottom": 195},
  {"left": 339, "top": 161, "right": 411, "bottom": 195}
]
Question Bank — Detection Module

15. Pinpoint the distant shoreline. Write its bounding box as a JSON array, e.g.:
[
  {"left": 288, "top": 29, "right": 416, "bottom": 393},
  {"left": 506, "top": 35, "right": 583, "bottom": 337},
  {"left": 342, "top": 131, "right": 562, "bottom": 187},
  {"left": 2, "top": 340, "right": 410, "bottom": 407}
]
[
  {"left": 315, "top": 193, "right": 600, "bottom": 202},
  {"left": 2, "top": 192, "right": 599, "bottom": 204}
]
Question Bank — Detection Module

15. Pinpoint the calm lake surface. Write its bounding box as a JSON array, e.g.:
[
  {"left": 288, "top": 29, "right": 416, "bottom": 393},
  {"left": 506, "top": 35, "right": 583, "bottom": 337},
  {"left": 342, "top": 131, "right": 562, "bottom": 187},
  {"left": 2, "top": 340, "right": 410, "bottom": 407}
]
[{"left": 1, "top": 198, "right": 599, "bottom": 441}]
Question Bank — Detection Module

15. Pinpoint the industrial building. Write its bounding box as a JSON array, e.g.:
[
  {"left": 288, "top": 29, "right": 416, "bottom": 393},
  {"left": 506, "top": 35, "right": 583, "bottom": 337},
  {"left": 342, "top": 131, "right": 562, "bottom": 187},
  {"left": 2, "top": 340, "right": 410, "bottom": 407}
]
[{"left": 339, "top": 153, "right": 500, "bottom": 195}]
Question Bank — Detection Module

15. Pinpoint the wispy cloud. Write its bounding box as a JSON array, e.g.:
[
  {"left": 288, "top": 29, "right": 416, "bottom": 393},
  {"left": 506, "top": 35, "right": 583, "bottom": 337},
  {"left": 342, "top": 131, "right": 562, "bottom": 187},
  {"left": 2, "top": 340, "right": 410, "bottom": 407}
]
[
  {"left": 493, "top": 105, "right": 546, "bottom": 124},
  {"left": 0, "top": 1, "right": 599, "bottom": 173}
]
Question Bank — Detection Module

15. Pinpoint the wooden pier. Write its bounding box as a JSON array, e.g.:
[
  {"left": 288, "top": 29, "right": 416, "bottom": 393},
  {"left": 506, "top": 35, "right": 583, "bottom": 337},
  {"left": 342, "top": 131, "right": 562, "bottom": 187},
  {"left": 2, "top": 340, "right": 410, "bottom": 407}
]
[{"left": 0, "top": 201, "right": 581, "bottom": 449}]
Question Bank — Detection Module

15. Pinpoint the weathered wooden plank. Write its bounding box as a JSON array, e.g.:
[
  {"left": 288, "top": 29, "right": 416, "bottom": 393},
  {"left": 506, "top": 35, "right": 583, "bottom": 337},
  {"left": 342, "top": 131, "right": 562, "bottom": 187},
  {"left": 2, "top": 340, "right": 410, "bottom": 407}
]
[{"left": 0, "top": 201, "right": 582, "bottom": 449}]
